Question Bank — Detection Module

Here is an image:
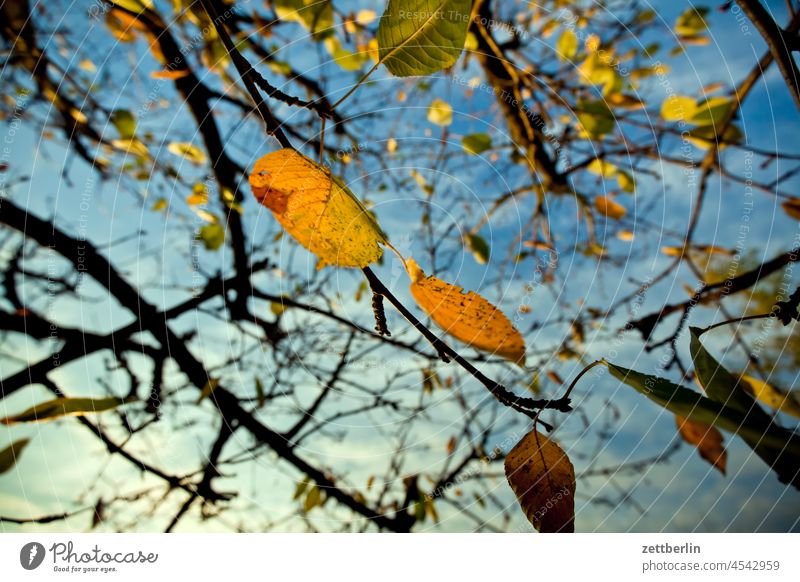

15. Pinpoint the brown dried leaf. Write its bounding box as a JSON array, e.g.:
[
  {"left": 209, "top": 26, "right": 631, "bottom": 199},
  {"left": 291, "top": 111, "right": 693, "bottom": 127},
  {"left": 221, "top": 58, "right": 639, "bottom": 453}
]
[
  {"left": 505, "top": 429, "right": 575, "bottom": 532},
  {"left": 675, "top": 415, "right": 727, "bottom": 474}
]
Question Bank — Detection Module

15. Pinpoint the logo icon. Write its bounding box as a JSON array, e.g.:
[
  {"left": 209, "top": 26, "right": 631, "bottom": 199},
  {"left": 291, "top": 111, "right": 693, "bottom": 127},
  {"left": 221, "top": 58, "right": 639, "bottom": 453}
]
[{"left": 20, "top": 542, "right": 45, "bottom": 570}]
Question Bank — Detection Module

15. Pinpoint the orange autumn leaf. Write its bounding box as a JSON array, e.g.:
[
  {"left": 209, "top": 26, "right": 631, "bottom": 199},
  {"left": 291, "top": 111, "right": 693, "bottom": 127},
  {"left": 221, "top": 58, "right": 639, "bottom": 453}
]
[
  {"left": 249, "top": 148, "right": 387, "bottom": 269},
  {"left": 595, "top": 195, "right": 626, "bottom": 220},
  {"left": 150, "top": 68, "right": 190, "bottom": 80},
  {"left": 675, "top": 415, "right": 727, "bottom": 474},
  {"left": 782, "top": 198, "right": 800, "bottom": 221},
  {"left": 505, "top": 429, "right": 575, "bottom": 533},
  {"left": 406, "top": 258, "right": 526, "bottom": 364}
]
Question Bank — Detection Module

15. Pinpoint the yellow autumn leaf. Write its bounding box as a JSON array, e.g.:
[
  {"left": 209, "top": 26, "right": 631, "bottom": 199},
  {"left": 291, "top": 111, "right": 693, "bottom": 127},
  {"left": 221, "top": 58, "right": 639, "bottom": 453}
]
[
  {"left": 78, "top": 59, "right": 96, "bottom": 72},
  {"left": 617, "top": 230, "right": 635, "bottom": 241},
  {"left": 249, "top": 148, "right": 387, "bottom": 269},
  {"left": 150, "top": 68, "right": 190, "bottom": 80},
  {"left": 356, "top": 9, "right": 376, "bottom": 25},
  {"left": 504, "top": 429, "right": 575, "bottom": 533},
  {"left": 594, "top": 195, "right": 626, "bottom": 220},
  {"left": 187, "top": 183, "right": 208, "bottom": 206},
  {"left": 661, "top": 245, "right": 684, "bottom": 257},
  {"left": 427, "top": 99, "right": 453, "bottom": 126},
  {"left": 556, "top": 29, "right": 578, "bottom": 61},
  {"left": 406, "top": 258, "right": 526, "bottom": 364},
  {"left": 741, "top": 375, "right": 800, "bottom": 419},
  {"left": 587, "top": 159, "right": 617, "bottom": 178},
  {"left": 167, "top": 142, "right": 206, "bottom": 165},
  {"left": 675, "top": 415, "right": 727, "bottom": 474},
  {"left": 660, "top": 95, "right": 696, "bottom": 122}
]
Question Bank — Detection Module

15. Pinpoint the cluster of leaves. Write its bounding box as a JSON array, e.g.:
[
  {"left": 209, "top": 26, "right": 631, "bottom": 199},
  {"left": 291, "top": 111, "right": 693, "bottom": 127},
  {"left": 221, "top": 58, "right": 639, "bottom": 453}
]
[{"left": 610, "top": 326, "right": 800, "bottom": 488}]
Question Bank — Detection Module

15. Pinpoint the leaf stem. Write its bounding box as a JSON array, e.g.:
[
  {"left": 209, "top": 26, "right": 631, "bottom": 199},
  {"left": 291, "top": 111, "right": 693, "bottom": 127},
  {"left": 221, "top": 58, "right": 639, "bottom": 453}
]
[
  {"left": 330, "top": 61, "right": 382, "bottom": 111},
  {"left": 563, "top": 360, "right": 605, "bottom": 400}
]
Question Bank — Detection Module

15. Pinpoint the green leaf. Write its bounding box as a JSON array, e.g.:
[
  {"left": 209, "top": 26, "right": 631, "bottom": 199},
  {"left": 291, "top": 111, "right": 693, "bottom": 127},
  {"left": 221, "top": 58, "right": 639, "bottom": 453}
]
[
  {"left": 608, "top": 362, "right": 800, "bottom": 487},
  {"left": 197, "top": 224, "right": 225, "bottom": 251},
  {"left": 616, "top": 170, "right": 636, "bottom": 193},
  {"left": 606, "top": 363, "right": 799, "bottom": 451},
  {"left": 689, "top": 328, "right": 800, "bottom": 487},
  {"left": 462, "top": 133, "right": 492, "bottom": 155},
  {"left": 689, "top": 328, "right": 755, "bottom": 412},
  {"left": 324, "top": 36, "right": 368, "bottom": 71},
  {"left": 0, "top": 438, "right": 31, "bottom": 475},
  {"left": 274, "top": 0, "right": 334, "bottom": 40},
  {"left": 110, "top": 109, "right": 137, "bottom": 140},
  {"left": 427, "top": 99, "right": 453, "bottom": 126},
  {"left": 465, "top": 233, "right": 490, "bottom": 264},
  {"left": 556, "top": 29, "right": 578, "bottom": 61},
  {"left": 685, "top": 124, "right": 743, "bottom": 148},
  {"left": 1, "top": 397, "right": 133, "bottom": 425},
  {"left": 675, "top": 7, "right": 709, "bottom": 37},
  {"left": 377, "top": 0, "right": 471, "bottom": 77},
  {"left": 576, "top": 100, "right": 615, "bottom": 138},
  {"left": 689, "top": 97, "right": 733, "bottom": 126}
]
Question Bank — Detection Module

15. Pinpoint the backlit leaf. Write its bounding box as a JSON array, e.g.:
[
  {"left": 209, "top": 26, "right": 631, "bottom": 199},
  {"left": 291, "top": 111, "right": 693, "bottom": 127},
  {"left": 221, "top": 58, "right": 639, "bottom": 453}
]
[
  {"left": 377, "top": 0, "right": 471, "bottom": 77},
  {"left": 406, "top": 258, "right": 526, "bottom": 364},
  {"left": 505, "top": 429, "right": 575, "bottom": 533},
  {"left": 675, "top": 415, "right": 727, "bottom": 474},
  {"left": 1, "top": 397, "right": 133, "bottom": 424},
  {"left": 611, "top": 355, "right": 800, "bottom": 488},
  {"left": 249, "top": 148, "right": 387, "bottom": 269},
  {"left": 0, "top": 438, "right": 31, "bottom": 475}
]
